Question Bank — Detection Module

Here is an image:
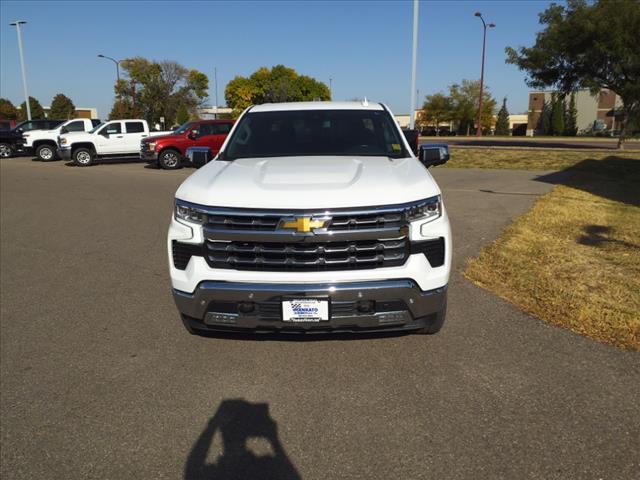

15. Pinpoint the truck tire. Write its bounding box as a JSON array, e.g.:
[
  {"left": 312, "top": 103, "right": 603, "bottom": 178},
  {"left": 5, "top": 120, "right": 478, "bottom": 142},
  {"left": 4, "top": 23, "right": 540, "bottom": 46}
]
[
  {"left": 36, "top": 144, "right": 57, "bottom": 161},
  {"left": 73, "top": 147, "right": 94, "bottom": 167},
  {"left": 414, "top": 297, "right": 447, "bottom": 335},
  {"left": 0, "top": 143, "right": 13, "bottom": 158},
  {"left": 159, "top": 149, "right": 181, "bottom": 170}
]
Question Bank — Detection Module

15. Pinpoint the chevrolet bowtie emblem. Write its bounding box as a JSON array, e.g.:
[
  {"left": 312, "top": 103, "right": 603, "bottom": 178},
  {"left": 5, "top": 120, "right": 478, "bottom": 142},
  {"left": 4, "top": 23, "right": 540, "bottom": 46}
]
[{"left": 281, "top": 217, "right": 327, "bottom": 233}]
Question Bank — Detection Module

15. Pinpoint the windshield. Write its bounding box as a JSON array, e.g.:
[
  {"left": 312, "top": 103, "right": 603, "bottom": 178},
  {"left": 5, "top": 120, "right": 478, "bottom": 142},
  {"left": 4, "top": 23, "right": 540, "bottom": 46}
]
[
  {"left": 224, "top": 109, "right": 408, "bottom": 160},
  {"left": 88, "top": 123, "right": 105, "bottom": 134},
  {"left": 174, "top": 121, "right": 194, "bottom": 134}
]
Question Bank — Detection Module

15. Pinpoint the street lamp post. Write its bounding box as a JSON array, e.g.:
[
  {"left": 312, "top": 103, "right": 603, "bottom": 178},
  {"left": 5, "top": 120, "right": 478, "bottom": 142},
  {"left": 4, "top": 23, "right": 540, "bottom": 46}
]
[
  {"left": 474, "top": 12, "right": 495, "bottom": 137},
  {"left": 97, "top": 54, "right": 120, "bottom": 81},
  {"left": 409, "top": 0, "right": 419, "bottom": 130},
  {"left": 10, "top": 20, "right": 31, "bottom": 121}
]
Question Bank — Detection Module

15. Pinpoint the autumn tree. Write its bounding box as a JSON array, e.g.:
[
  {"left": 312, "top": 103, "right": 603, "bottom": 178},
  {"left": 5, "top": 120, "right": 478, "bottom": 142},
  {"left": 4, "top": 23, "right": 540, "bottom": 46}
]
[
  {"left": 448, "top": 80, "right": 496, "bottom": 135},
  {"left": 49, "top": 93, "right": 76, "bottom": 119},
  {"left": 506, "top": 0, "right": 640, "bottom": 148},
  {"left": 225, "top": 65, "right": 330, "bottom": 116},
  {"left": 0, "top": 98, "right": 18, "bottom": 120}
]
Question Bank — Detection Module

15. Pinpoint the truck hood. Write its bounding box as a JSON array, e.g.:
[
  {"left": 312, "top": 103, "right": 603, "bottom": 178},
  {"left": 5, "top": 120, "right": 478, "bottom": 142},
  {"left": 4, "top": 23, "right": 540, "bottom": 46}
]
[
  {"left": 142, "top": 133, "right": 179, "bottom": 143},
  {"left": 175, "top": 156, "right": 440, "bottom": 209}
]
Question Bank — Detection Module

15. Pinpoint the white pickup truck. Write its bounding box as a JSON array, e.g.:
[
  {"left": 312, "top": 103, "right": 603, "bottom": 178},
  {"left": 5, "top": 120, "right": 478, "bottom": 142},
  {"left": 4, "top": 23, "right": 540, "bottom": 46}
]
[
  {"left": 169, "top": 101, "right": 452, "bottom": 336},
  {"left": 23, "top": 118, "right": 101, "bottom": 161},
  {"left": 57, "top": 119, "right": 172, "bottom": 166}
]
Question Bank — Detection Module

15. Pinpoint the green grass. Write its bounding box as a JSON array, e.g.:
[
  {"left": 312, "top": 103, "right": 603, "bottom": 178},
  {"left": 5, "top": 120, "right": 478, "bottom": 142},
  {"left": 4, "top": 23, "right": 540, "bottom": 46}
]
[
  {"left": 445, "top": 147, "right": 640, "bottom": 170},
  {"left": 464, "top": 155, "right": 640, "bottom": 350}
]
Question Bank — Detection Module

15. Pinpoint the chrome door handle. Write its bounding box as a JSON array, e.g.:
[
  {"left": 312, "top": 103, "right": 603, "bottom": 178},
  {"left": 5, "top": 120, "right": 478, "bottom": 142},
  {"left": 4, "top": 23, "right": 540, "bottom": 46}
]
[
  {"left": 141, "top": 135, "right": 148, "bottom": 137},
  {"left": 116, "top": 135, "right": 123, "bottom": 138}
]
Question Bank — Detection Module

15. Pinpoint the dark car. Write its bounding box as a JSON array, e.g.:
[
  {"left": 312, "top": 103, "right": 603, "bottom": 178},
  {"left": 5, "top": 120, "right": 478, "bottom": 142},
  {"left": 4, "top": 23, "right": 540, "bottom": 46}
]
[{"left": 0, "top": 119, "right": 64, "bottom": 158}]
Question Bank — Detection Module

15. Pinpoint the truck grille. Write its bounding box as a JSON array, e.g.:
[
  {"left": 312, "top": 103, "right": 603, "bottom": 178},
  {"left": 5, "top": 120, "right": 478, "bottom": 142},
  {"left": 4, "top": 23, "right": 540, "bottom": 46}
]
[
  {"left": 204, "top": 238, "right": 408, "bottom": 271},
  {"left": 205, "top": 211, "right": 404, "bottom": 232}
]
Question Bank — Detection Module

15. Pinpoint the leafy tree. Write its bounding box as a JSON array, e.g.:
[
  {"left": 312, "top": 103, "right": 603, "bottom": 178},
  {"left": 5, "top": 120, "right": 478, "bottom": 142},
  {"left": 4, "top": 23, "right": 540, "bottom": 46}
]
[
  {"left": 0, "top": 98, "right": 18, "bottom": 120},
  {"left": 495, "top": 98, "right": 510, "bottom": 135},
  {"left": 506, "top": 0, "right": 640, "bottom": 148},
  {"left": 225, "top": 65, "right": 330, "bottom": 116},
  {"left": 447, "top": 79, "right": 496, "bottom": 135},
  {"left": 18, "top": 96, "right": 45, "bottom": 120},
  {"left": 175, "top": 105, "right": 190, "bottom": 125},
  {"left": 537, "top": 100, "right": 552, "bottom": 135},
  {"left": 49, "top": 93, "right": 76, "bottom": 119},
  {"left": 114, "top": 57, "right": 208, "bottom": 126},
  {"left": 421, "top": 93, "right": 453, "bottom": 135},
  {"left": 551, "top": 93, "right": 566, "bottom": 136},
  {"left": 565, "top": 93, "right": 578, "bottom": 136},
  {"left": 108, "top": 98, "right": 133, "bottom": 120}
]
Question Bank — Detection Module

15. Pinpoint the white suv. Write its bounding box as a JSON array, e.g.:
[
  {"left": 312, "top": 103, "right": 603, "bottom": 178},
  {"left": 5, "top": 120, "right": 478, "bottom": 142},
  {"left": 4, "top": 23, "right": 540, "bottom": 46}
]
[{"left": 168, "top": 101, "right": 451, "bottom": 335}]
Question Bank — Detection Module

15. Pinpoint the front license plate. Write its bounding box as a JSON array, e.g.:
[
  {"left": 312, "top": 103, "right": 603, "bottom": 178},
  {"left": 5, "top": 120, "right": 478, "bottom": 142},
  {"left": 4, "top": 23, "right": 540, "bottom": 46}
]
[{"left": 282, "top": 299, "right": 329, "bottom": 322}]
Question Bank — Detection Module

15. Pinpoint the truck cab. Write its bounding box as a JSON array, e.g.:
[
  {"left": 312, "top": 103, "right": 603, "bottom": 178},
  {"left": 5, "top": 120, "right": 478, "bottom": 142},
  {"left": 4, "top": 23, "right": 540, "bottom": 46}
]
[{"left": 141, "top": 120, "right": 234, "bottom": 169}]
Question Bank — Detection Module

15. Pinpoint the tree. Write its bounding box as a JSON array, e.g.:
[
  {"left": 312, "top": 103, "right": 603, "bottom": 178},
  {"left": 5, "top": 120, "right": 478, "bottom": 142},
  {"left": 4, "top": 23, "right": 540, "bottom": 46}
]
[
  {"left": 108, "top": 98, "right": 133, "bottom": 120},
  {"left": 565, "top": 93, "right": 578, "bottom": 136},
  {"left": 447, "top": 79, "right": 496, "bottom": 135},
  {"left": 495, "top": 97, "right": 510, "bottom": 135},
  {"left": 0, "top": 98, "right": 18, "bottom": 120},
  {"left": 18, "top": 96, "right": 45, "bottom": 120},
  {"left": 113, "top": 57, "right": 208, "bottom": 126},
  {"left": 550, "top": 93, "right": 566, "bottom": 136},
  {"left": 225, "top": 65, "right": 330, "bottom": 116},
  {"left": 175, "top": 105, "right": 190, "bottom": 125},
  {"left": 421, "top": 93, "right": 452, "bottom": 135},
  {"left": 49, "top": 93, "right": 76, "bottom": 119},
  {"left": 537, "top": 100, "right": 552, "bottom": 135},
  {"left": 506, "top": 0, "right": 640, "bottom": 148}
]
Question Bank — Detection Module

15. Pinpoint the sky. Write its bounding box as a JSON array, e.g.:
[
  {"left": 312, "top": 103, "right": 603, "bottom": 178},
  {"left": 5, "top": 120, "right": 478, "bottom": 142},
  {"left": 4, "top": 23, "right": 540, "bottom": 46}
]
[{"left": 0, "top": 0, "right": 553, "bottom": 119}]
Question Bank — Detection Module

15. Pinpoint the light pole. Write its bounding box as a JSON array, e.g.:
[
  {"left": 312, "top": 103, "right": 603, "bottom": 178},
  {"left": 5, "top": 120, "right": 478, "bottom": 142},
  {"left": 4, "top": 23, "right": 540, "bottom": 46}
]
[
  {"left": 97, "top": 54, "right": 120, "bottom": 81},
  {"left": 409, "top": 0, "right": 419, "bottom": 130},
  {"left": 474, "top": 12, "right": 495, "bottom": 137},
  {"left": 10, "top": 20, "right": 31, "bottom": 121}
]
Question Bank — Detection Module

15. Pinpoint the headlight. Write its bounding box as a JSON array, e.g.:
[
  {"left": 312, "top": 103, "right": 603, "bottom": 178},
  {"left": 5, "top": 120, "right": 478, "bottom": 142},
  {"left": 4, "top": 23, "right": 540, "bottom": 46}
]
[
  {"left": 175, "top": 200, "right": 207, "bottom": 224},
  {"left": 405, "top": 196, "right": 441, "bottom": 223},
  {"left": 59, "top": 137, "right": 68, "bottom": 145}
]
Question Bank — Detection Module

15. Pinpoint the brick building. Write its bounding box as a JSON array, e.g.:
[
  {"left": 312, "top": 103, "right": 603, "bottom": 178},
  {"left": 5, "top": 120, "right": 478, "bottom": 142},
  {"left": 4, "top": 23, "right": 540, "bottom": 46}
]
[{"left": 527, "top": 89, "right": 622, "bottom": 136}]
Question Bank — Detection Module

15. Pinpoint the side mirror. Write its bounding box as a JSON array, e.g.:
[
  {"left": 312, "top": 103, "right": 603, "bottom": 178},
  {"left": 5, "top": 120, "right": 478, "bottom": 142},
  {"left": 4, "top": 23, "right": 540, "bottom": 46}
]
[
  {"left": 187, "top": 130, "right": 198, "bottom": 140},
  {"left": 419, "top": 144, "right": 450, "bottom": 168},
  {"left": 60, "top": 127, "right": 68, "bottom": 134}
]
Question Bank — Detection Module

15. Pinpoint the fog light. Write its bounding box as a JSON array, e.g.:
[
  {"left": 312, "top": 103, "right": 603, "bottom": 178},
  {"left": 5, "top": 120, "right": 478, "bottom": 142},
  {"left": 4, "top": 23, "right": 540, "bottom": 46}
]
[
  {"left": 357, "top": 300, "right": 375, "bottom": 313},
  {"left": 238, "top": 302, "right": 255, "bottom": 314}
]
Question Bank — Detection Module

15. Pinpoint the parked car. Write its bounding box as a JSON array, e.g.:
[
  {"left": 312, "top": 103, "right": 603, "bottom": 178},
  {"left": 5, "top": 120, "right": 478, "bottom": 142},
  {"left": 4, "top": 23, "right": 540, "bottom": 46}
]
[
  {"left": 23, "top": 118, "right": 101, "bottom": 161},
  {"left": 0, "top": 119, "right": 64, "bottom": 158},
  {"left": 57, "top": 119, "right": 172, "bottom": 166},
  {"left": 169, "top": 101, "right": 452, "bottom": 336},
  {"left": 140, "top": 120, "right": 234, "bottom": 169}
]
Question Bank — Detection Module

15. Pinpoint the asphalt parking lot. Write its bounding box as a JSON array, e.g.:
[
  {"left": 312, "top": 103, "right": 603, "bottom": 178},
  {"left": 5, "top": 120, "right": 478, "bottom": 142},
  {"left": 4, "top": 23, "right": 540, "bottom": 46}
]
[{"left": 1, "top": 157, "right": 639, "bottom": 479}]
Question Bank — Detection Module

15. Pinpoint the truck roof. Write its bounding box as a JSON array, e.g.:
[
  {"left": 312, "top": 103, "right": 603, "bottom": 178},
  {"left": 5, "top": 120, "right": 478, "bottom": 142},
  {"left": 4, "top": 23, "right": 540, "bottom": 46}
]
[{"left": 250, "top": 101, "right": 385, "bottom": 113}]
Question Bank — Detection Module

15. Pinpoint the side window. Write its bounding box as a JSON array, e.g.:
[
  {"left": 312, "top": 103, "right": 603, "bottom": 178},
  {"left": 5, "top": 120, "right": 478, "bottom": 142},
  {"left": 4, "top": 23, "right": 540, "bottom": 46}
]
[
  {"left": 66, "top": 121, "right": 85, "bottom": 132},
  {"left": 91, "top": 119, "right": 101, "bottom": 128},
  {"left": 20, "top": 122, "right": 35, "bottom": 131},
  {"left": 198, "top": 124, "right": 213, "bottom": 136},
  {"left": 125, "top": 122, "right": 144, "bottom": 133},
  {"left": 103, "top": 123, "right": 122, "bottom": 135},
  {"left": 213, "top": 123, "right": 232, "bottom": 134}
]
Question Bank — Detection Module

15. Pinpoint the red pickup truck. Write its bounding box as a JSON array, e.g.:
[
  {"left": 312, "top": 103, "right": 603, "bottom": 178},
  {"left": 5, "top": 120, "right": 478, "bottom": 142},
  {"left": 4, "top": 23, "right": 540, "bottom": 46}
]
[{"left": 140, "top": 119, "right": 234, "bottom": 169}]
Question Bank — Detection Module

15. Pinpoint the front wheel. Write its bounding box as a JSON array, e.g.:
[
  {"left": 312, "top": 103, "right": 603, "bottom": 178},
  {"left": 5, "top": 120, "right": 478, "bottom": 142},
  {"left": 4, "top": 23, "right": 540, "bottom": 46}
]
[
  {"left": 0, "top": 143, "right": 13, "bottom": 158},
  {"left": 36, "top": 144, "right": 57, "bottom": 161},
  {"left": 159, "top": 149, "right": 181, "bottom": 170},
  {"left": 73, "top": 148, "right": 94, "bottom": 167}
]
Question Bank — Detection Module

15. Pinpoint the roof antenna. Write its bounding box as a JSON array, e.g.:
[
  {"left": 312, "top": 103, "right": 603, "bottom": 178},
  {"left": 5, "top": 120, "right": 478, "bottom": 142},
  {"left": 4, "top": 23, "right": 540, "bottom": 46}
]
[{"left": 362, "top": 97, "right": 369, "bottom": 107}]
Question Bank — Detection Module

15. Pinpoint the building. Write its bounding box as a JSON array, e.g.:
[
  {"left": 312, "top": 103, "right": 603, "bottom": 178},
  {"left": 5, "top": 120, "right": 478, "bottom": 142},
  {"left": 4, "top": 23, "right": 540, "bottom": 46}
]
[
  {"left": 43, "top": 107, "right": 99, "bottom": 119},
  {"left": 527, "top": 89, "right": 622, "bottom": 136}
]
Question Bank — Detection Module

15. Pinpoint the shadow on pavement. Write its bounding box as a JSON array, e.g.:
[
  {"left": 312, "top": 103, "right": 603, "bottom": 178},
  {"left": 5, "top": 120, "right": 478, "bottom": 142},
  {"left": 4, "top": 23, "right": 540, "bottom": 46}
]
[
  {"left": 185, "top": 399, "right": 301, "bottom": 480},
  {"left": 535, "top": 156, "right": 640, "bottom": 207}
]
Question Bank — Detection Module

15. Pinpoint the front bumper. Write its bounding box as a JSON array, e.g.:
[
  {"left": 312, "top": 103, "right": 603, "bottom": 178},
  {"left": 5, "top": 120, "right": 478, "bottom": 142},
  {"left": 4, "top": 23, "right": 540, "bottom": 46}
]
[
  {"left": 173, "top": 279, "right": 447, "bottom": 333},
  {"left": 140, "top": 149, "right": 159, "bottom": 162},
  {"left": 57, "top": 147, "right": 72, "bottom": 161}
]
